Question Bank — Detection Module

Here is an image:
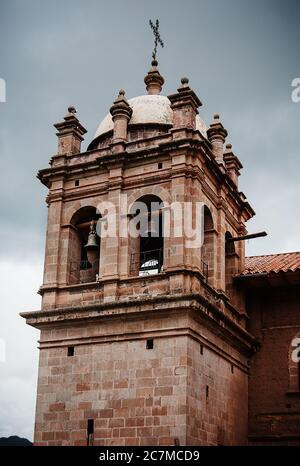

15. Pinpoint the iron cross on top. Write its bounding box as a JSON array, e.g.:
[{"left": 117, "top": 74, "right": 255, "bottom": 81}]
[{"left": 149, "top": 19, "right": 164, "bottom": 62}]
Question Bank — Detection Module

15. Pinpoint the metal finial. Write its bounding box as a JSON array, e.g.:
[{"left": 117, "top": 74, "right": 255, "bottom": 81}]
[{"left": 149, "top": 19, "right": 164, "bottom": 62}]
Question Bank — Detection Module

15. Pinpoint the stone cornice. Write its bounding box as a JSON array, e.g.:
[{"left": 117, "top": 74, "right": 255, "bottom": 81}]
[
  {"left": 38, "top": 133, "right": 255, "bottom": 219},
  {"left": 46, "top": 183, "right": 109, "bottom": 204},
  {"left": 20, "top": 292, "right": 257, "bottom": 356}
]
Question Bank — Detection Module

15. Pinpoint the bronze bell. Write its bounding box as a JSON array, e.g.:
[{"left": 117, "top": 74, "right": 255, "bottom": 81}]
[{"left": 84, "top": 220, "right": 99, "bottom": 250}]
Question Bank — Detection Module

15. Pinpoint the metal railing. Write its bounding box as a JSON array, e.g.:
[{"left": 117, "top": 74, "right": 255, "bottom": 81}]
[
  {"left": 130, "top": 248, "right": 163, "bottom": 276},
  {"left": 69, "top": 254, "right": 207, "bottom": 282},
  {"left": 130, "top": 249, "right": 208, "bottom": 280}
]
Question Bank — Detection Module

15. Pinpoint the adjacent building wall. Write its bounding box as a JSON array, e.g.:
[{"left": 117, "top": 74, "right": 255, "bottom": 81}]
[{"left": 247, "top": 285, "right": 300, "bottom": 445}]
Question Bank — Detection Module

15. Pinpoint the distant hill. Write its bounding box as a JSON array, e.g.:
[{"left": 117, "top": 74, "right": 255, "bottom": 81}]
[{"left": 0, "top": 436, "right": 33, "bottom": 446}]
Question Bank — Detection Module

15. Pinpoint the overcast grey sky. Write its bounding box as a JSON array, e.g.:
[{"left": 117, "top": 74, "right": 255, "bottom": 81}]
[{"left": 0, "top": 0, "right": 299, "bottom": 440}]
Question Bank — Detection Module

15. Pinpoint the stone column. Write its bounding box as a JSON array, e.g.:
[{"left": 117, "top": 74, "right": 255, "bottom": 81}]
[
  {"left": 99, "top": 166, "right": 124, "bottom": 302},
  {"left": 223, "top": 144, "right": 243, "bottom": 188},
  {"left": 168, "top": 77, "right": 202, "bottom": 133},
  {"left": 54, "top": 106, "right": 87, "bottom": 155},
  {"left": 207, "top": 114, "right": 228, "bottom": 165},
  {"left": 41, "top": 187, "right": 64, "bottom": 309},
  {"left": 110, "top": 90, "right": 132, "bottom": 152}
]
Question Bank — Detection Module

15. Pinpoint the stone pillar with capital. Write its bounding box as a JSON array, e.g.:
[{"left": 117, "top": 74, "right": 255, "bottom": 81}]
[
  {"left": 223, "top": 143, "right": 243, "bottom": 188},
  {"left": 54, "top": 106, "right": 87, "bottom": 155},
  {"left": 168, "top": 77, "right": 202, "bottom": 134},
  {"left": 207, "top": 114, "right": 228, "bottom": 164},
  {"left": 110, "top": 90, "right": 132, "bottom": 153}
]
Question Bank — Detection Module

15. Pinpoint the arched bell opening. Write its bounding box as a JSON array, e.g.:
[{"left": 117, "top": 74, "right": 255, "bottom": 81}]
[
  {"left": 129, "top": 194, "right": 164, "bottom": 276},
  {"left": 68, "top": 206, "right": 101, "bottom": 284},
  {"left": 201, "top": 206, "right": 215, "bottom": 284}
]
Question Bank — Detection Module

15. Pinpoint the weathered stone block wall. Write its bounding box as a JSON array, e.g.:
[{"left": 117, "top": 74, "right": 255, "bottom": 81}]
[
  {"left": 33, "top": 304, "right": 250, "bottom": 446},
  {"left": 34, "top": 331, "right": 189, "bottom": 446},
  {"left": 186, "top": 337, "right": 248, "bottom": 445}
]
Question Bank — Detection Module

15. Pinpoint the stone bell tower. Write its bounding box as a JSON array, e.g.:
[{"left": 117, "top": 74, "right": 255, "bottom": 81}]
[{"left": 21, "top": 57, "right": 257, "bottom": 446}]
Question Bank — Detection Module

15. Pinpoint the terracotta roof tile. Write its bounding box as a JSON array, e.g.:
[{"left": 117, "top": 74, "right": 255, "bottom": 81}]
[{"left": 242, "top": 252, "right": 300, "bottom": 275}]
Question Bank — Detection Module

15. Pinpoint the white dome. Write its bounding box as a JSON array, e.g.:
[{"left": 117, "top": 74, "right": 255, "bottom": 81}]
[{"left": 92, "top": 94, "right": 207, "bottom": 143}]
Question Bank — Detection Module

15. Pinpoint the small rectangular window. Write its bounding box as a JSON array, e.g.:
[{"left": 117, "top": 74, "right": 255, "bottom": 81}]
[
  {"left": 75, "top": 179, "right": 79, "bottom": 187},
  {"left": 146, "top": 339, "right": 154, "bottom": 350},
  {"left": 158, "top": 162, "right": 163, "bottom": 169},
  {"left": 67, "top": 346, "right": 74, "bottom": 357},
  {"left": 231, "top": 364, "right": 234, "bottom": 374},
  {"left": 87, "top": 419, "right": 94, "bottom": 446},
  {"left": 200, "top": 344, "right": 204, "bottom": 355},
  {"left": 206, "top": 385, "right": 209, "bottom": 400}
]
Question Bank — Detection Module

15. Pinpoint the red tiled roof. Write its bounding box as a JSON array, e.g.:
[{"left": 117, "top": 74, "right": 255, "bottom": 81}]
[{"left": 242, "top": 252, "right": 300, "bottom": 275}]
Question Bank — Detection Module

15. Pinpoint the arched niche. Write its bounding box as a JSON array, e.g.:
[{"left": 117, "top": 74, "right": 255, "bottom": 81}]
[
  {"left": 128, "top": 194, "right": 164, "bottom": 276},
  {"left": 68, "top": 206, "right": 101, "bottom": 284},
  {"left": 201, "top": 205, "right": 215, "bottom": 284}
]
